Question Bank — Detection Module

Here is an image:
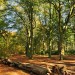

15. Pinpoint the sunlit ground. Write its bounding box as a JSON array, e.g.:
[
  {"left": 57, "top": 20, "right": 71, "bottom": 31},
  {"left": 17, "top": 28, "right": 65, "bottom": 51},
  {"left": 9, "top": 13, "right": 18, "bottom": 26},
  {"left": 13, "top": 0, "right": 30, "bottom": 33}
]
[{"left": 0, "top": 54, "right": 75, "bottom": 75}]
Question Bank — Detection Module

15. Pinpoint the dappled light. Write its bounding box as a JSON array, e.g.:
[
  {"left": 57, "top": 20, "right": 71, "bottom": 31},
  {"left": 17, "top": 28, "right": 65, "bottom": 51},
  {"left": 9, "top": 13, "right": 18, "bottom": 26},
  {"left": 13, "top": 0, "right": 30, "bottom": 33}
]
[
  {"left": 0, "top": 61, "right": 30, "bottom": 75},
  {"left": 0, "top": 0, "right": 75, "bottom": 75},
  {"left": 1, "top": 55, "right": 75, "bottom": 75}
]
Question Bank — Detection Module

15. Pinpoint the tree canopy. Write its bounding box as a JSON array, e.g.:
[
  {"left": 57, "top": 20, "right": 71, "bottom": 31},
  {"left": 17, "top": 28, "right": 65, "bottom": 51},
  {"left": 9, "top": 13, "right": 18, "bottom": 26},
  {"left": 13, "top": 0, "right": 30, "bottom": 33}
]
[{"left": 0, "top": 0, "right": 75, "bottom": 60}]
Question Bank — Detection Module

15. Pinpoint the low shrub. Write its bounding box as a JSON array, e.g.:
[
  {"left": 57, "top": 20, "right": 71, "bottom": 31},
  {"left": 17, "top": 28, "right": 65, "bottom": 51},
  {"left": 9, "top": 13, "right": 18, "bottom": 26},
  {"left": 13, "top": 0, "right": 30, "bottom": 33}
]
[
  {"left": 65, "top": 50, "right": 75, "bottom": 55},
  {"left": 51, "top": 50, "right": 59, "bottom": 55}
]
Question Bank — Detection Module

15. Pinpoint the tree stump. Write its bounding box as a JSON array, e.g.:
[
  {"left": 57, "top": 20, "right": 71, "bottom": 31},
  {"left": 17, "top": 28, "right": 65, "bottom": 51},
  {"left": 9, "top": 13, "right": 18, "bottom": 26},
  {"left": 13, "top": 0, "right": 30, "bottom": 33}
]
[{"left": 51, "top": 65, "right": 67, "bottom": 75}]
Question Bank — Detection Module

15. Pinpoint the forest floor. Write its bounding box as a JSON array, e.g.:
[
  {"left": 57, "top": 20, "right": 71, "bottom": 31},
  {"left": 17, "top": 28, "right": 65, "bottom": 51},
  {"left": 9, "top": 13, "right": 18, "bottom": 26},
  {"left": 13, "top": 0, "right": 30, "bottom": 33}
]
[{"left": 0, "top": 54, "right": 75, "bottom": 75}]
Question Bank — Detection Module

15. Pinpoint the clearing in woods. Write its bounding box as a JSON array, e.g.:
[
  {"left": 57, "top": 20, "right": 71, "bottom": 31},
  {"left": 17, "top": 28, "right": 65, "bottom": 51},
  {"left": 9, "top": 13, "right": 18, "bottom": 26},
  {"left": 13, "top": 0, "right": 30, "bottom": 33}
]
[{"left": 0, "top": 54, "right": 75, "bottom": 75}]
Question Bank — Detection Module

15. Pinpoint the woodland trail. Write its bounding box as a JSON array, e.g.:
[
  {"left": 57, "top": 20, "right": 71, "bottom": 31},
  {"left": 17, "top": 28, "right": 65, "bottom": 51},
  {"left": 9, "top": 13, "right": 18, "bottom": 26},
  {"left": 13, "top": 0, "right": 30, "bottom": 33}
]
[{"left": 0, "top": 55, "right": 75, "bottom": 75}]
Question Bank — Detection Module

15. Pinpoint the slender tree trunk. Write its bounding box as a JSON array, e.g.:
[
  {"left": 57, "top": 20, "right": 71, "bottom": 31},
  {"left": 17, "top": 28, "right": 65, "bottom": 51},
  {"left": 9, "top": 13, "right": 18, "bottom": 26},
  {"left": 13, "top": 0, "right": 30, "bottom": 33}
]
[
  {"left": 48, "top": 39, "right": 51, "bottom": 58},
  {"left": 30, "top": 21, "right": 33, "bottom": 59},
  {"left": 51, "top": 41, "right": 54, "bottom": 50},
  {"left": 25, "top": 28, "right": 29, "bottom": 57},
  {"left": 48, "top": 3, "right": 52, "bottom": 58},
  {"left": 74, "top": 34, "right": 75, "bottom": 49},
  {"left": 58, "top": 0, "right": 63, "bottom": 60},
  {"left": 43, "top": 40, "right": 45, "bottom": 55},
  {"left": 73, "top": 25, "right": 75, "bottom": 50},
  {"left": 29, "top": 5, "right": 33, "bottom": 59}
]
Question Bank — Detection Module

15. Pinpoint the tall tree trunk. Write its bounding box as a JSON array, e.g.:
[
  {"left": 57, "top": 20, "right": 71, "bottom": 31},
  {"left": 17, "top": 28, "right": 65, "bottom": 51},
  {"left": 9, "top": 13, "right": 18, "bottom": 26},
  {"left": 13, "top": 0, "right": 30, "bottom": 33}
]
[
  {"left": 48, "top": 3, "right": 52, "bottom": 58},
  {"left": 58, "top": 0, "right": 63, "bottom": 60},
  {"left": 29, "top": 5, "right": 33, "bottom": 59}
]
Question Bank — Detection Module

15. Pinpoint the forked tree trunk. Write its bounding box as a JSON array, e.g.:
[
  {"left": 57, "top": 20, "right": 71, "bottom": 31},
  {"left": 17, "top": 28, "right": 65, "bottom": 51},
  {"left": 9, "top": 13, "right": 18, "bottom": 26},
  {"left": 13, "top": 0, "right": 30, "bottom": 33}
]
[
  {"left": 29, "top": 5, "right": 33, "bottom": 59},
  {"left": 27, "top": 2, "right": 34, "bottom": 59}
]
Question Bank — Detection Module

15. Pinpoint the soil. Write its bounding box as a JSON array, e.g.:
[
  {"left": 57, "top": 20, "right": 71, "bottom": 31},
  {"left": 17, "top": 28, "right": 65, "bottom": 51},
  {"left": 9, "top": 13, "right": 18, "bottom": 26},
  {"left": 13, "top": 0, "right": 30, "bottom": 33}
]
[{"left": 0, "top": 54, "right": 75, "bottom": 75}]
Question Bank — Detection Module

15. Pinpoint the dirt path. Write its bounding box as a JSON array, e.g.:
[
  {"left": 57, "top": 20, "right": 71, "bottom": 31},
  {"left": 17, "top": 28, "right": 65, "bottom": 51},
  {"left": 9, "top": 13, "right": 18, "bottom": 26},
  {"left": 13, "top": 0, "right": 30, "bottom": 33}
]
[
  {"left": 0, "top": 55, "right": 75, "bottom": 75},
  {"left": 0, "top": 63, "right": 30, "bottom": 75}
]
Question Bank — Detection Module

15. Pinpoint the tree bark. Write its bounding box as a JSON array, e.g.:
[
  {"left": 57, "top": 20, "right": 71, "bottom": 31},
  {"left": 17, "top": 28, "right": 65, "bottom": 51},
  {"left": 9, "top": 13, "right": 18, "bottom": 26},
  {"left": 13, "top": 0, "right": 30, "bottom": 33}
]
[
  {"left": 58, "top": 0, "right": 63, "bottom": 60},
  {"left": 48, "top": 3, "right": 52, "bottom": 58},
  {"left": 25, "top": 28, "right": 29, "bottom": 57},
  {"left": 28, "top": 3, "right": 33, "bottom": 59},
  {"left": 1, "top": 58, "right": 49, "bottom": 75}
]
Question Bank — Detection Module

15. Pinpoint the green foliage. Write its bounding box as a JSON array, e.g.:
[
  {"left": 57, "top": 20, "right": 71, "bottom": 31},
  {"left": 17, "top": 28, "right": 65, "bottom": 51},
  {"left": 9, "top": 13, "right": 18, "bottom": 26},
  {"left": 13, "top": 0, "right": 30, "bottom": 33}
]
[
  {"left": 0, "top": 0, "right": 75, "bottom": 59},
  {"left": 50, "top": 50, "right": 75, "bottom": 55},
  {"left": 51, "top": 50, "right": 59, "bottom": 55},
  {"left": 65, "top": 50, "right": 75, "bottom": 55},
  {"left": 18, "top": 50, "right": 25, "bottom": 55},
  {"left": 0, "top": 20, "right": 8, "bottom": 29},
  {"left": 0, "top": 48, "right": 10, "bottom": 58}
]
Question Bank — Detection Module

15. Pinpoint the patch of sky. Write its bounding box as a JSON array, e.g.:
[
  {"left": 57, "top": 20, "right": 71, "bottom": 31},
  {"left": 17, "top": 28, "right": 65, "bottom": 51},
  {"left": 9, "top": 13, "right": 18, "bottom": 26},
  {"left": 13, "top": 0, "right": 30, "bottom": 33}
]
[
  {"left": 6, "top": 28, "right": 17, "bottom": 32},
  {"left": 39, "top": 13, "right": 49, "bottom": 25},
  {"left": 7, "top": 0, "right": 18, "bottom": 6}
]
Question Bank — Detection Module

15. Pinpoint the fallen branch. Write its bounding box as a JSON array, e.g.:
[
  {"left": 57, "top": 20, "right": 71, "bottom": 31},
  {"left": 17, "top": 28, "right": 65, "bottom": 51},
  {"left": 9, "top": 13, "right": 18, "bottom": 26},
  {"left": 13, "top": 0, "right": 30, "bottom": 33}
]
[
  {"left": 1, "top": 58, "right": 75, "bottom": 75},
  {"left": 1, "top": 58, "right": 49, "bottom": 75}
]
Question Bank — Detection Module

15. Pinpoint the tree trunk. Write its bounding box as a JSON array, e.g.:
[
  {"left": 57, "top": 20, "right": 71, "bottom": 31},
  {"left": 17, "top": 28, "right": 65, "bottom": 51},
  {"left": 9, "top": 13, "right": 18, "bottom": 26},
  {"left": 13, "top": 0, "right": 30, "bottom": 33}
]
[
  {"left": 48, "top": 38, "right": 51, "bottom": 58},
  {"left": 74, "top": 34, "right": 75, "bottom": 49},
  {"left": 29, "top": 5, "right": 33, "bottom": 59},
  {"left": 25, "top": 28, "right": 29, "bottom": 57},
  {"left": 58, "top": 0, "right": 63, "bottom": 60},
  {"left": 48, "top": 3, "right": 52, "bottom": 58}
]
